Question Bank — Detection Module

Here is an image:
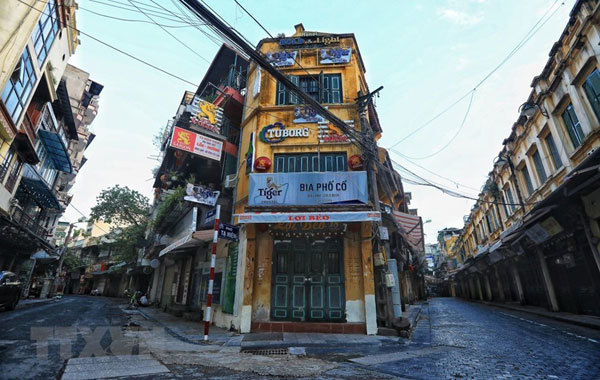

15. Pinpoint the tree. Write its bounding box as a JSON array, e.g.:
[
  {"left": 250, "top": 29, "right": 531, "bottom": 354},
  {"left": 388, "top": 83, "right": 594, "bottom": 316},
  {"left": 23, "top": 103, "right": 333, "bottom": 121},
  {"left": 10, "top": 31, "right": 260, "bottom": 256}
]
[
  {"left": 90, "top": 185, "right": 150, "bottom": 227},
  {"left": 90, "top": 185, "right": 150, "bottom": 263}
]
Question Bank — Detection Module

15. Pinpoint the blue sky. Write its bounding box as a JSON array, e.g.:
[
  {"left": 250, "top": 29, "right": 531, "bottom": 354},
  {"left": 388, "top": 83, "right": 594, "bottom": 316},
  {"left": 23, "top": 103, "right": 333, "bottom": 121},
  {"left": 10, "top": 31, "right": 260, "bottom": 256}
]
[{"left": 66, "top": 0, "right": 575, "bottom": 243}]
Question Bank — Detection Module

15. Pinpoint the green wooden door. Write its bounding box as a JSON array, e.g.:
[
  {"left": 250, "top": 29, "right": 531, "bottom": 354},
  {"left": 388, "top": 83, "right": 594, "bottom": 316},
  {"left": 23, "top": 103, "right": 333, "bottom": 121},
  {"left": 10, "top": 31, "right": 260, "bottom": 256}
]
[{"left": 271, "top": 238, "right": 344, "bottom": 322}]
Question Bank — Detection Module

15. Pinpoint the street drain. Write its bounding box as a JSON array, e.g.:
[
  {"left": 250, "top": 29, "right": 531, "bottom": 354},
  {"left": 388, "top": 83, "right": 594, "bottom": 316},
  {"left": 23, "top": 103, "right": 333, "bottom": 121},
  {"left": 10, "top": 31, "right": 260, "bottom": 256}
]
[{"left": 241, "top": 348, "right": 290, "bottom": 356}]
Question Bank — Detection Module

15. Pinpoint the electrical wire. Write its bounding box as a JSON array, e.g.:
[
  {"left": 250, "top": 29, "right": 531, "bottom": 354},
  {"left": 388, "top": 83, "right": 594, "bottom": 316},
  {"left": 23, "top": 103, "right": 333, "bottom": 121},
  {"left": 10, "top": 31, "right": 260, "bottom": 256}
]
[
  {"left": 126, "top": 0, "right": 212, "bottom": 64},
  {"left": 387, "top": 0, "right": 563, "bottom": 150},
  {"left": 78, "top": 4, "right": 206, "bottom": 28}
]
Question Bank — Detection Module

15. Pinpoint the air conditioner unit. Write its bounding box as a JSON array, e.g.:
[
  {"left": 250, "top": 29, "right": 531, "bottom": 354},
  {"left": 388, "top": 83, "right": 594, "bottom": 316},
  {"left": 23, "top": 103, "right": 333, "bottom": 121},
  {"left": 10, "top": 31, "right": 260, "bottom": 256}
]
[{"left": 224, "top": 174, "right": 237, "bottom": 189}]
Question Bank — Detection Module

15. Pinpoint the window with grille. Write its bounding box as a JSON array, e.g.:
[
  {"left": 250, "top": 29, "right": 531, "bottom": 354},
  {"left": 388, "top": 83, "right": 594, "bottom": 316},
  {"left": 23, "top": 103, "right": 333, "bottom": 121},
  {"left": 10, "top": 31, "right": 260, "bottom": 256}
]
[
  {"left": 274, "top": 153, "right": 347, "bottom": 173},
  {"left": 521, "top": 166, "right": 534, "bottom": 196}
]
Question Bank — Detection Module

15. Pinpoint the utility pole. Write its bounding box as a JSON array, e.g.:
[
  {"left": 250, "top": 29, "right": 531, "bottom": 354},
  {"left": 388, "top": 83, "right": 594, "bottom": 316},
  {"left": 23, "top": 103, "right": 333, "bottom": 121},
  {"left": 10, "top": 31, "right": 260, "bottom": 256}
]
[
  {"left": 357, "top": 87, "right": 395, "bottom": 328},
  {"left": 52, "top": 223, "right": 75, "bottom": 297}
]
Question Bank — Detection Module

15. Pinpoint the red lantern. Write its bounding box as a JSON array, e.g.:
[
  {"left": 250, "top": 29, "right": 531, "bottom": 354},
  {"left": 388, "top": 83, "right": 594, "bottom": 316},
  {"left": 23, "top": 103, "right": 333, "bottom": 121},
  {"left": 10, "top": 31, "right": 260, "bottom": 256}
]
[
  {"left": 254, "top": 156, "right": 272, "bottom": 172},
  {"left": 348, "top": 154, "right": 364, "bottom": 170},
  {"left": 408, "top": 264, "right": 414, "bottom": 272}
]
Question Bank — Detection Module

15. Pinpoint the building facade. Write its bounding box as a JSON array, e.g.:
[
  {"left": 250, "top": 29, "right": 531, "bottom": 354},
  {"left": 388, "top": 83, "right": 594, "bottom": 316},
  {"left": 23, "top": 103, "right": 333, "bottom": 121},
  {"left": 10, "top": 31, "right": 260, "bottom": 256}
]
[
  {"left": 0, "top": 1, "right": 102, "bottom": 285},
  {"left": 451, "top": 0, "right": 600, "bottom": 317}
]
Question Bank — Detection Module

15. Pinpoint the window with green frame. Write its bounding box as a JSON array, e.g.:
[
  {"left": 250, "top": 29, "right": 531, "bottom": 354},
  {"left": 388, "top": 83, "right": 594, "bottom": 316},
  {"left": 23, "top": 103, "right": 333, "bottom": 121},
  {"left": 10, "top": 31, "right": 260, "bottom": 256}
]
[
  {"left": 583, "top": 68, "right": 600, "bottom": 121},
  {"left": 274, "top": 153, "right": 347, "bottom": 173},
  {"left": 561, "top": 103, "right": 585, "bottom": 148},
  {"left": 544, "top": 133, "right": 562, "bottom": 170},
  {"left": 521, "top": 165, "right": 534, "bottom": 196},
  {"left": 531, "top": 149, "right": 547, "bottom": 184},
  {"left": 1, "top": 47, "right": 37, "bottom": 123},
  {"left": 276, "top": 74, "right": 342, "bottom": 105}
]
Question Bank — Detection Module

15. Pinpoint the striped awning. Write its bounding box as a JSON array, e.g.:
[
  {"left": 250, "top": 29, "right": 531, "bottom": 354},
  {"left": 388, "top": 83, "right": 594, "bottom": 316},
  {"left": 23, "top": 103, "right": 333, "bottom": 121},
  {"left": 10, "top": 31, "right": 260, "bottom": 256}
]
[{"left": 392, "top": 211, "right": 424, "bottom": 252}]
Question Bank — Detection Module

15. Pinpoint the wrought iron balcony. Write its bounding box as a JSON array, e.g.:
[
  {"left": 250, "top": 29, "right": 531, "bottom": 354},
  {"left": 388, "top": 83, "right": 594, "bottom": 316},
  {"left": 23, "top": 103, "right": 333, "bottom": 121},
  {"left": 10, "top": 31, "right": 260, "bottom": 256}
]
[{"left": 11, "top": 207, "right": 49, "bottom": 240}]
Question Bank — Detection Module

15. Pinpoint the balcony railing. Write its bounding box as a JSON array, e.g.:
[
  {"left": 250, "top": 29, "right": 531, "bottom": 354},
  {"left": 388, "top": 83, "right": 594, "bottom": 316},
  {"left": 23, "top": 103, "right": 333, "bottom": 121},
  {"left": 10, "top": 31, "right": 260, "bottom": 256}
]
[{"left": 11, "top": 207, "right": 48, "bottom": 240}]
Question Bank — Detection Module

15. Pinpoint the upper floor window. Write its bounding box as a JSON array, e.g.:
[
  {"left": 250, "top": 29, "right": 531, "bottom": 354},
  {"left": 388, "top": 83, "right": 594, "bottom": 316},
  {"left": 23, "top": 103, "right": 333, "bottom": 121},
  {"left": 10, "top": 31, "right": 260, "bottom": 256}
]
[
  {"left": 274, "top": 152, "right": 347, "bottom": 173},
  {"left": 561, "top": 103, "right": 585, "bottom": 148},
  {"left": 32, "top": 0, "right": 60, "bottom": 67},
  {"left": 544, "top": 133, "right": 562, "bottom": 171},
  {"left": 1, "top": 47, "right": 37, "bottom": 123},
  {"left": 583, "top": 68, "right": 600, "bottom": 121},
  {"left": 521, "top": 165, "right": 534, "bottom": 196},
  {"left": 35, "top": 141, "right": 57, "bottom": 186},
  {"left": 531, "top": 149, "right": 547, "bottom": 185},
  {"left": 504, "top": 186, "right": 516, "bottom": 214},
  {"left": 276, "top": 74, "right": 342, "bottom": 105}
]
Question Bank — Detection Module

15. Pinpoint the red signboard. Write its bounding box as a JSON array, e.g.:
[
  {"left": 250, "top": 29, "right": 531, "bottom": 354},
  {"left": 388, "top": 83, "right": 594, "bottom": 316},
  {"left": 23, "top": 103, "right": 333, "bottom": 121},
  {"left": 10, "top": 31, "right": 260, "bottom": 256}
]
[{"left": 170, "top": 126, "right": 223, "bottom": 161}]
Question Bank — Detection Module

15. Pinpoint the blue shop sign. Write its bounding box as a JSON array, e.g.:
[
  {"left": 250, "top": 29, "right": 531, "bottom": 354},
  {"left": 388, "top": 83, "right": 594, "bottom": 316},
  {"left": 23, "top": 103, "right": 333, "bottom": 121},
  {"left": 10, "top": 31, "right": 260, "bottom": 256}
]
[{"left": 249, "top": 171, "right": 368, "bottom": 206}]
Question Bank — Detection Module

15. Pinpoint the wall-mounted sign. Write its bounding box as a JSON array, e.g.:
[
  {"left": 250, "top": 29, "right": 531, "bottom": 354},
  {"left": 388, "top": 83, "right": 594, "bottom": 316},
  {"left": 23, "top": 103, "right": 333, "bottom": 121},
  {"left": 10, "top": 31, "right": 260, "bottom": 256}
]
[
  {"left": 218, "top": 223, "right": 239, "bottom": 241},
  {"left": 279, "top": 35, "right": 340, "bottom": 47},
  {"left": 269, "top": 222, "right": 347, "bottom": 238},
  {"left": 320, "top": 47, "right": 352, "bottom": 64},
  {"left": 348, "top": 155, "right": 364, "bottom": 170},
  {"left": 259, "top": 122, "right": 309, "bottom": 144},
  {"left": 184, "top": 183, "right": 220, "bottom": 206},
  {"left": 204, "top": 208, "right": 217, "bottom": 226},
  {"left": 254, "top": 156, "right": 272, "bottom": 172},
  {"left": 293, "top": 106, "right": 325, "bottom": 123},
  {"left": 170, "top": 126, "right": 222, "bottom": 161},
  {"left": 237, "top": 211, "right": 381, "bottom": 224},
  {"left": 266, "top": 50, "right": 297, "bottom": 67},
  {"left": 249, "top": 171, "right": 368, "bottom": 206},
  {"left": 318, "top": 120, "right": 354, "bottom": 144},
  {"left": 186, "top": 96, "right": 223, "bottom": 134}
]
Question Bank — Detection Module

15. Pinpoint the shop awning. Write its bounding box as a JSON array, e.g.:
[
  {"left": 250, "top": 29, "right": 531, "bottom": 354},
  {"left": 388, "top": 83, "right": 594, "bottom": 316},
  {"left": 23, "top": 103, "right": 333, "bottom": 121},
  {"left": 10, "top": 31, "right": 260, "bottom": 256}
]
[
  {"left": 236, "top": 211, "right": 381, "bottom": 224},
  {"left": 31, "top": 250, "right": 58, "bottom": 261},
  {"left": 159, "top": 229, "right": 214, "bottom": 257},
  {"left": 20, "top": 165, "right": 61, "bottom": 210},
  {"left": 38, "top": 129, "right": 72, "bottom": 173}
]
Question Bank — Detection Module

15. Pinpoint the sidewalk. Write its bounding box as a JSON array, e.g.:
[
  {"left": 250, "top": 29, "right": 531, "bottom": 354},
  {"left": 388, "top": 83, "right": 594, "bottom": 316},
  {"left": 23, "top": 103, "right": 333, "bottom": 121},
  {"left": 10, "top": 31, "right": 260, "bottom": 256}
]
[
  {"left": 478, "top": 299, "right": 600, "bottom": 330},
  {"left": 134, "top": 302, "right": 426, "bottom": 350}
]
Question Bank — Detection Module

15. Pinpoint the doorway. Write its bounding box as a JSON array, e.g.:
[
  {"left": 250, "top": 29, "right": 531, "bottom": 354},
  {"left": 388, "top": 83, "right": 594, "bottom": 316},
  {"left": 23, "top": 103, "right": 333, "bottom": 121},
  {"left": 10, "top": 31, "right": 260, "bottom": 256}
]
[{"left": 271, "top": 238, "right": 345, "bottom": 322}]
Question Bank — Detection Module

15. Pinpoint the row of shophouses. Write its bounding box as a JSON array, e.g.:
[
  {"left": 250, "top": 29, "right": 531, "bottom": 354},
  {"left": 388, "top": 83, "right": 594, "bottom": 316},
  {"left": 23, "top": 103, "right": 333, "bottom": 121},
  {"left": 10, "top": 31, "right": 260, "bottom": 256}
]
[
  {"left": 445, "top": 0, "right": 600, "bottom": 317},
  {"left": 0, "top": 1, "right": 102, "bottom": 294},
  {"left": 139, "top": 24, "right": 428, "bottom": 335}
]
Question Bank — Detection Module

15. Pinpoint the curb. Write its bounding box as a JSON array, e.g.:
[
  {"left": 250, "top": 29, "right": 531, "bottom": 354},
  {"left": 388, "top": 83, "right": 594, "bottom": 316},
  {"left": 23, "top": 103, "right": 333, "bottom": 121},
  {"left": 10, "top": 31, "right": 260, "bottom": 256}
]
[
  {"left": 134, "top": 306, "right": 211, "bottom": 346},
  {"left": 472, "top": 299, "right": 600, "bottom": 331}
]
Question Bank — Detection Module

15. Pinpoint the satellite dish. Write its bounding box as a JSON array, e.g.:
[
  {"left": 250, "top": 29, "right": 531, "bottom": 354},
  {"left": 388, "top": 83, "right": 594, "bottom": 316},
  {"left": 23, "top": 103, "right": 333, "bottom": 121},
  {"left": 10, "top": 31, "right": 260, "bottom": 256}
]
[{"left": 150, "top": 259, "right": 160, "bottom": 269}]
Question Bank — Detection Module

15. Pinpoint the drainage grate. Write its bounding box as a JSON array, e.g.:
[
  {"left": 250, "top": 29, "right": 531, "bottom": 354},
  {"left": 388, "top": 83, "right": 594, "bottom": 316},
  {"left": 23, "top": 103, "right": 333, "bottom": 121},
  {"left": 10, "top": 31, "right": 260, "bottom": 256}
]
[{"left": 241, "top": 348, "right": 290, "bottom": 356}]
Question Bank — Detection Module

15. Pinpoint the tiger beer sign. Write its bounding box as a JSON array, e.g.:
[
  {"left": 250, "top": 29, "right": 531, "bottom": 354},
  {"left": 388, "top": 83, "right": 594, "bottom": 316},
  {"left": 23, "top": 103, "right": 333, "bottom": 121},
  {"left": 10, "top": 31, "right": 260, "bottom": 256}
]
[{"left": 170, "top": 126, "right": 222, "bottom": 161}]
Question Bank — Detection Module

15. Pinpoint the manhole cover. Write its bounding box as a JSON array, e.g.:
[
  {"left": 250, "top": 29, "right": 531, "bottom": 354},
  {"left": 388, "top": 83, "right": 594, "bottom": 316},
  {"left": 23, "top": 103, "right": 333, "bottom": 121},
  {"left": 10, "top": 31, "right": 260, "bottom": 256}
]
[{"left": 241, "top": 348, "right": 290, "bottom": 356}]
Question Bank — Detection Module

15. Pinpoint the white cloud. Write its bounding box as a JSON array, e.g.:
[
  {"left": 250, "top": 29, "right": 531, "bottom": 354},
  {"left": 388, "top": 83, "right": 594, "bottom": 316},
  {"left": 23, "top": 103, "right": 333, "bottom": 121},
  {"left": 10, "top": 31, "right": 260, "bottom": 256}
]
[{"left": 437, "top": 8, "right": 484, "bottom": 26}]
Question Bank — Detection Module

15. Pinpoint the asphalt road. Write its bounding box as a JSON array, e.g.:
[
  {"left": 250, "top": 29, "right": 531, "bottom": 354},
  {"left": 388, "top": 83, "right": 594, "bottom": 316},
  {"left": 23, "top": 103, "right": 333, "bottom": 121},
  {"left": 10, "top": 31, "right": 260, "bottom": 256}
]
[
  {"left": 0, "top": 296, "right": 127, "bottom": 380},
  {"left": 350, "top": 297, "right": 600, "bottom": 379},
  {"left": 1, "top": 296, "right": 599, "bottom": 379}
]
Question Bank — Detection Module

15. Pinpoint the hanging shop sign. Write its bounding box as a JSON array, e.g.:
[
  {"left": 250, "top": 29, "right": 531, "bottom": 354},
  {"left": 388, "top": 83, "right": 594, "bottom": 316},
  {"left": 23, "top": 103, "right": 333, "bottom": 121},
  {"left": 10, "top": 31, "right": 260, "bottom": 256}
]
[
  {"left": 186, "top": 96, "right": 223, "bottom": 134},
  {"left": 183, "top": 183, "right": 220, "bottom": 206},
  {"left": 348, "top": 155, "right": 364, "bottom": 170},
  {"left": 320, "top": 47, "right": 352, "bottom": 64},
  {"left": 170, "top": 126, "right": 223, "bottom": 161},
  {"left": 293, "top": 106, "right": 326, "bottom": 123},
  {"left": 279, "top": 35, "right": 340, "bottom": 47},
  {"left": 266, "top": 50, "right": 297, "bottom": 67},
  {"left": 237, "top": 211, "right": 381, "bottom": 224},
  {"left": 259, "top": 122, "right": 309, "bottom": 144},
  {"left": 318, "top": 120, "right": 354, "bottom": 144},
  {"left": 249, "top": 171, "right": 368, "bottom": 206},
  {"left": 269, "top": 222, "right": 347, "bottom": 238},
  {"left": 253, "top": 156, "right": 272, "bottom": 172},
  {"left": 525, "top": 216, "right": 563, "bottom": 244},
  {"left": 218, "top": 223, "right": 239, "bottom": 241},
  {"left": 204, "top": 208, "right": 217, "bottom": 227}
]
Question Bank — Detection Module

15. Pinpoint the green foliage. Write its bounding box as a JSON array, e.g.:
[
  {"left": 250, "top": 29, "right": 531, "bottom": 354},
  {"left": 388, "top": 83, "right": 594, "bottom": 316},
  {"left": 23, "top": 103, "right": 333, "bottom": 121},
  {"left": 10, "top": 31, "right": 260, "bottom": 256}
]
[
  {"left": 153, "top": 186, "right": 185, "bottom": 228},
  {"left": 109, "top": 224, "right": 146, "bottom": 263},
  {"left": 62, "top": 250, "right": 83, "bottom": 271},
  {"left": 90, "top": 185, "right": 150, "bottom": 227}
]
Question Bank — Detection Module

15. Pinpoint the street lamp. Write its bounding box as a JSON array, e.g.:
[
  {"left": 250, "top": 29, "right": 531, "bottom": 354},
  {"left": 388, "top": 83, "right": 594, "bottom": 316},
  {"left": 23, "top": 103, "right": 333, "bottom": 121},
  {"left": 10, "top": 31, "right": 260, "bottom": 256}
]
[{"left": 519, "top": 102, "right": 548, "bottom": 119}]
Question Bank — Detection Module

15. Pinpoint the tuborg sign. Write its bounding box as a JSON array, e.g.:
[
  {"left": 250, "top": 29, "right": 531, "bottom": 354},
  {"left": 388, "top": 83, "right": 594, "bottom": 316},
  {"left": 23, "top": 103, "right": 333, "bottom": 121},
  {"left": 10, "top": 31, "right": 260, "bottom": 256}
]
[
  {"left": 249, "top": 171, "right": 368, "bottom": 206},
  {"left": 259, "top": 122, "right": 309, "bottom": 144}
]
